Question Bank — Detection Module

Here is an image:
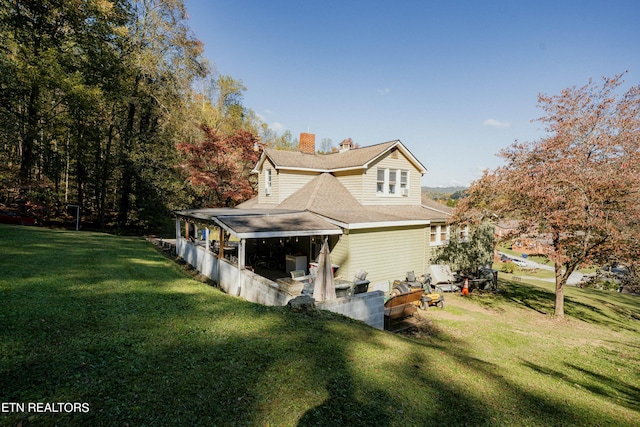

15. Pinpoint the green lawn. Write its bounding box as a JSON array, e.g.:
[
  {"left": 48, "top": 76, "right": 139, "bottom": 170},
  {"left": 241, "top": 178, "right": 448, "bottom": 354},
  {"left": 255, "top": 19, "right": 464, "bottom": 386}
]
[{"left": 1, "top": 225, "right": 639, "bottom": 426}]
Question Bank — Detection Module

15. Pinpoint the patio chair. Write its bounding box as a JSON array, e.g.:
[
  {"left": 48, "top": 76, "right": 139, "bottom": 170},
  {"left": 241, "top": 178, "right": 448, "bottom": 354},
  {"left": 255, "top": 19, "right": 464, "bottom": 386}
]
[{"left": 350, "top": 270, "right": 369, "bottom": 295}]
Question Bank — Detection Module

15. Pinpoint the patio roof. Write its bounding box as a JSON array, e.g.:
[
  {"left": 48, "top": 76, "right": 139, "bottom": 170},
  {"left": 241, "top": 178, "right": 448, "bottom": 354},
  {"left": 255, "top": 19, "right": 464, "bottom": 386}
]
[{"left": 174, "top": 208, "right": 342, "bottom": 239}]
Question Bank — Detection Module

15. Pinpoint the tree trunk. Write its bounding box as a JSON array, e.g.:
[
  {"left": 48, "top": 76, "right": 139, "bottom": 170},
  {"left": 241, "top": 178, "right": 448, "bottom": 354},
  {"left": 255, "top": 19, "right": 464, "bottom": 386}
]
[
  {"left": 554, "top": 262, "right": 565, "bottom": 318},
  {"left": 20, "top": 84, "right": 40, "bottom": 183},
  {"left": 117, "top": 101, "right": 137, "bottom": 226},
  {"left": 98, "top": 124, "right": 114, "bottom": 231},
  {"left": 117, "top": 77, "right": 140, "bottom": 227}
]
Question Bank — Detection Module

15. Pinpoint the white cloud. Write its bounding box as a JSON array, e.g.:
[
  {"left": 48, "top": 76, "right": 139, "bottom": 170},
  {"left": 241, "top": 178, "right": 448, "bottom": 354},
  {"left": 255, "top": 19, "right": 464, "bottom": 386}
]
[
  {"left": 377, "top": 88, "right": 391, "bottom": 95},
  {"left": 483, "top": 118, "right": 510, "bottom": 128},
  {"left": 270, "top": 122, "right": 284, "bottom": 133}
]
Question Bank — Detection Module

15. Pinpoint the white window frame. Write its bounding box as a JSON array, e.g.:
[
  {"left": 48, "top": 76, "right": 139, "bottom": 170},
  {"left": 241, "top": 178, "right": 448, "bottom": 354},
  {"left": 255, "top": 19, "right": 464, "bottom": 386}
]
[
  {"left": 376, "top": 168, "right": 408, "bottom": 197},
  {"left": 388, "top": 169, "right": 397, "bottom": 194},
  {"left": 400, "top": 170, "right": 409, "bottom": 196},
  {"left": 430, "top": 225, "right": 450, "bottom": 246},
  {"left": 265, "top": 168, "right": 272, "bottom": 196},
  {"left": 376, "top": 168, "right": 385, "bottom": 194},
  {"left": 459, "top": 225, "right": 469, "bottom": 242}
]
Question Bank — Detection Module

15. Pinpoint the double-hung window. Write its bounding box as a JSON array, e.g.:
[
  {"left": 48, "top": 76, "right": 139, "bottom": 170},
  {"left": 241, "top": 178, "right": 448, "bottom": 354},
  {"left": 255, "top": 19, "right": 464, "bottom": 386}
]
[
  {"left": 265, "top": 169, "right": 272, "bottom": 195},
  {"left": 400, "top": 171, "right": 408, "bottom": 195},
  {"left": 430, "top": 225, "right": 450, "bottom": 246},
  {"left": 388, "top": 170, "right": 397, "bottom": 194},
  {"left": 376, "top": 169, "right": 385, "bottom": 193},
  {"left": 376, "top": 168, "right": 408, "bottom": 196}
]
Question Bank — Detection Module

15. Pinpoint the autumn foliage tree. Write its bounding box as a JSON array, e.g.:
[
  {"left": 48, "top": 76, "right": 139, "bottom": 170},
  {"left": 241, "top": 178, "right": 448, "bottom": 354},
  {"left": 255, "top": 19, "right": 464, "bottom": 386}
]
[
  {"left": 455, "top": 74, "right": 640, "bottom": 318},
  {"left": 178, "top": 126, "right": 260, "bottom": 207}
]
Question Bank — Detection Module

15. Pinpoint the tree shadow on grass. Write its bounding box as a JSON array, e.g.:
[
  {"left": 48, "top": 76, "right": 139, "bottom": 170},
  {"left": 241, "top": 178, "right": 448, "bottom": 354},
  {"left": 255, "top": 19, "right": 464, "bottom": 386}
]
[
  {"left": 296, "top": 326, "right": 391, "bottom": 427},
  {"left": 499, "top": 280, "right": 554, "bottom": 315},
  {"left": 560, "top": 288, "right": 640, "bottom": 332},
  {"left": 494, "top": 279, "right": 640, "bottom": 332},
  {"left": 520, "top": 359, "right": 640, "bottom": 413},
  {"left": 566, "top": 362, "right": 640, "bottom": 410},
  {"left": 2, "top": 226, "right": 639, "bottom": 426},
  {"left": 396, "top": 332, "right": 605, "bottom": 426},
  {"left": 0, "top": 270, "right": 396, "bottom": 426}
]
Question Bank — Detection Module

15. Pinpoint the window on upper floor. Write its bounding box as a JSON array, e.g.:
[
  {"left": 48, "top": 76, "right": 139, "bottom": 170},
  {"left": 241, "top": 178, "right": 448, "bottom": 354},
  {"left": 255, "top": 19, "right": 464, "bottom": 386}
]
[
  {"left": 400, "top": 171, "right": 408, "bottom": 195},
  {"left": 376, "top": 167, "right": 409, "bottom": 196},
  {"left": 376, "top": 169, "right": 385, "bottom": 193},
  {"left": 265, "top": 168, "right": 272, "bottom": 195},
  {"left": 389, "top": 170, "right": 397, "bottom": 194}
]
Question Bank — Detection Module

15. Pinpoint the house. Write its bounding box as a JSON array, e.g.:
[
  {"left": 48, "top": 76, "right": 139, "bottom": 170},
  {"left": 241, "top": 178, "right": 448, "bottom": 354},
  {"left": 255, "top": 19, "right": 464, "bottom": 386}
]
[
  {"left": 173, "top": 133, "right": 451, "bottom": 328},
  {"left": 236, "top": 133, "right": 452, "bottom": 287},
  {"left": 494, "top": 220, "right": 520, "bottom": 239}
]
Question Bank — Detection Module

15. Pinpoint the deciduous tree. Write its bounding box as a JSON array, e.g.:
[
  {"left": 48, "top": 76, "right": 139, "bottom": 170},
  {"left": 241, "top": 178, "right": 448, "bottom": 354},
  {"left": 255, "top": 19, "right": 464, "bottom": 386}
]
[
  {"left": 455, "top": 74, "right": 640, "bottom": 317},
  {"left": 177, "top": 126, "right": 259, "bottom": 207}
]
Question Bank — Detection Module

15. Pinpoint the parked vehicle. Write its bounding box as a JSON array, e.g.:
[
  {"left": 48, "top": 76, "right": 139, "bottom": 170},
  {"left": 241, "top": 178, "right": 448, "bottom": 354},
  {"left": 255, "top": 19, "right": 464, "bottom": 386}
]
[
  {"left": 512, "top": 258, "right": 527, "bottom": 268},
  {"left": 0, "top": 211, "right": 37, "bottom": 226}
]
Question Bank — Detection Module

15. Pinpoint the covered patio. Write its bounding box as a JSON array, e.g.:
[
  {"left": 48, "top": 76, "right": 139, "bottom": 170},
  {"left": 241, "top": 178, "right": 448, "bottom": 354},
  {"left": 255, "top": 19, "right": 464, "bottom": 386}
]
[{"left": 173, "top": 208, "right": 385, "bottom": 329}]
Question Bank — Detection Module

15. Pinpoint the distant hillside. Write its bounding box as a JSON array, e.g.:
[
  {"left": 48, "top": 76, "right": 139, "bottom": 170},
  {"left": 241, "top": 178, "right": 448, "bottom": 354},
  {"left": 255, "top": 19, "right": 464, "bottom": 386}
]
[
  {"left": 422, "top": 186, "right": 467, "bottom": 198},
  {"left": 421, "top": 186, "right": 468, "bottom": 208}
]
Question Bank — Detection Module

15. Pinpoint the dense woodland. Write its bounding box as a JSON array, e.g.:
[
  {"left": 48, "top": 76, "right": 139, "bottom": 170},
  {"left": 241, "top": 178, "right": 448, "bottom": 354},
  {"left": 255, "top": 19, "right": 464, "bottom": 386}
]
[{"left": 0, "top": 0, "right": 297, "bottom": 233}]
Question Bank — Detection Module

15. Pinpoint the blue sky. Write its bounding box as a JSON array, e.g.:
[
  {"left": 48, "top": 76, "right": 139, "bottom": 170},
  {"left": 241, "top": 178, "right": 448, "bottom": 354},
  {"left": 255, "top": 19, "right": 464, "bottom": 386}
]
[{"left": 184, "top": 0, "right": 640, "bottom": 187}]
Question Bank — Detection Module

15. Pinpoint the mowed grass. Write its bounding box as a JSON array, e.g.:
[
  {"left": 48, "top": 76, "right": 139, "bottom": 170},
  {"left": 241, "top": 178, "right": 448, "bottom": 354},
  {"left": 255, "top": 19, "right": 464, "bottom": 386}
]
[{"left": 1, "top": 225, "right": 639, "bottom": 426}]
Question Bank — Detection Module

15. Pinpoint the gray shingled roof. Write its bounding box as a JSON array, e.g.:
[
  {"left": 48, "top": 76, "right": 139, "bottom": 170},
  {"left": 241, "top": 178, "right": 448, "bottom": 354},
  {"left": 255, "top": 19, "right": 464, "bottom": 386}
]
[
  {"left": 258, "top": 140, "right": 427, "bottom": 174},
  {"left": 174, "top": 208, "right": 342, "bottom": 238},
  {"left": 240, "top": 173, "right": 449, "bottom": 226},
  {"left": 262, "top": 141, "right": 395, "bottom": 171},
  {"left": 216, "top": 211, "right": 342, "bottom": 237}
]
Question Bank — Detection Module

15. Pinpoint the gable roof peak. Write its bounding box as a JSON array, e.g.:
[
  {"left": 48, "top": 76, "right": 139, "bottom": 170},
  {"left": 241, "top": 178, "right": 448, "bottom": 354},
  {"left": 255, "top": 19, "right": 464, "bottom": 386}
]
[{"left": 253, "top": 139, "right": 426, "bottom": 175}]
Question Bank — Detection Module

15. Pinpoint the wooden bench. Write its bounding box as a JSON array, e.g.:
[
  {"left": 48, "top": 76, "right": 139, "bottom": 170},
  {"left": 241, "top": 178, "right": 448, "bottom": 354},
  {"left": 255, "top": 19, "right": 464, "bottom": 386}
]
[{"left": 384, "top": 289, "right": 424, "bottom": 330}]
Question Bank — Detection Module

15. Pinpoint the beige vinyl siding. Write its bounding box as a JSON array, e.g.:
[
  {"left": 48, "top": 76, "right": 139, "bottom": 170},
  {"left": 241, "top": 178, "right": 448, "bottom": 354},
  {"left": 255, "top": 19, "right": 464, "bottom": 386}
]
[
  {"left": 329, "top": 233, "right": 351, "bottom": 279},
  {"left": 276, "top": 170, "right": 318, "bottom": 203},
  {"left": 361, "top": 152, "right": 423, "bottom": 206},
  {"left": 334, "top": 170, "right": 365, "bottom": 202},
  {"left": 257, "top": 160, "right": 279, "bottom": 205},
  {"left": 408, "top": 168, "right": 422, "bottom": 204},
  {"left": 332, "top": 226, "right": 426, "bottom": 287},
  {"left": 424, "top": 226, "right": 437, "bottom": 266}
]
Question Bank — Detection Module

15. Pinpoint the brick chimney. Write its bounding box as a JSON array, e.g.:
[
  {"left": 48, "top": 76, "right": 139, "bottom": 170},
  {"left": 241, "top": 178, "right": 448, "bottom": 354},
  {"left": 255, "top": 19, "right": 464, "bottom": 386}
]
[{"left": 299, "top": 133, "right": 315, "bottom": 154}]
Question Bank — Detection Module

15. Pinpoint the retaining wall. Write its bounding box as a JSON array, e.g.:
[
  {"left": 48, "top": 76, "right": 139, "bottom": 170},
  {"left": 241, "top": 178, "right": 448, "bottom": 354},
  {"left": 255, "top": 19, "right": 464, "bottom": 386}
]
[{"left": 176, "top": 238, "right": 384, "bottom": 329}]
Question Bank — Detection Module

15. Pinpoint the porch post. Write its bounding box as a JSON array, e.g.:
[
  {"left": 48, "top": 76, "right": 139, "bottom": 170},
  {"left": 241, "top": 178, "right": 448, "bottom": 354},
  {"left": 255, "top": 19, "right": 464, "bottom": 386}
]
[
  {"left": 238, "top": 239, "right": 246, "bottom": 269},
  {"left": 175, "top": 218, "right": 181, "bottom": 254},
  {"left": 218, "top": 227, "right": 225, "bottom": 259},
  {"left": 205, "top": 226, "right": 210, "bottom": 252},
  {"left": 236, "top": 238, "right": 246, "bottom": 297}
]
